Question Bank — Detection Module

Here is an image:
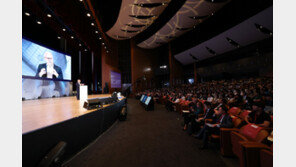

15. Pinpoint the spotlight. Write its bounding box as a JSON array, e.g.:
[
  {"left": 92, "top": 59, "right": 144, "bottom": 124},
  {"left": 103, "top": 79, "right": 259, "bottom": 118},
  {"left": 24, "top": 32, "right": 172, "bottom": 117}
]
[
  {"left": 25, "top": 12, "right": 30, "bottom": 16},
  {"left": 91, "top": 22, "right": 95, "bottom": 26},
  {"left": 144, "top": 67, "right": 151, "bottom": 72},
  {"left": 102, "top": 43, "right": 105, "bottom": 45},
  {"left": 47, "top": 14, "right": 52, "bottom": 18},
  {"left": 79, "top": 43, "right": 82, "bottom": 46},
  {"left": 62, "top": 28, "right": 66, "bottom": 31},
  {"left": 86, "top": 13, "right": 91, "bottom": 17},
  {"left": 95, "top": 31, "right": 98, "bottom": 34},
  {"left": 71, "top": 36, "right": 74, "bottom": 39},
  {"left": 79, "top": 0, "right": 83, "bottom": 2},
  {"left": 57, "top": 36, "right": 61, "bottom": 39},
  {"left": 99, "top": 37, "right": 102, "bottom": 40},
  {"left": 36, "top": 21, "right": 42, "bottom": 24}
]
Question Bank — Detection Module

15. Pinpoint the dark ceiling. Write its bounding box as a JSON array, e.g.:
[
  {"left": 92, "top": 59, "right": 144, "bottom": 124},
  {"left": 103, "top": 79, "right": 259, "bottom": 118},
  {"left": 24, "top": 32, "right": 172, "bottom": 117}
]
[
  {"left": 89, "top": 0, "right": 122, "bottom": 32},
  {"left": 170, "top": 0, "right": 273, "bottom": 55},
  {"left": 22, "top": 0, "right": 272, "bottom": 63}
]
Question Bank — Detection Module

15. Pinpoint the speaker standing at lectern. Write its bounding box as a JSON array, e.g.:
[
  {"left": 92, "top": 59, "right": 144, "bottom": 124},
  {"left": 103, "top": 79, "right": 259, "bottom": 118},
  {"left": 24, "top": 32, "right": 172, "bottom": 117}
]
[{"left": 76, "top": 79, "right": 84, "bottom": 100}]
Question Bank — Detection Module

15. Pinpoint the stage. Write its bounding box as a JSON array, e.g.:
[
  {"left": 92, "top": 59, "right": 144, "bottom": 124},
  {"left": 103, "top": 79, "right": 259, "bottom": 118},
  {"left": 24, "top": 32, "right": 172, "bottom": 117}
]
[{"left": 22, "top": 94, "right": 124, "bottom": 134}]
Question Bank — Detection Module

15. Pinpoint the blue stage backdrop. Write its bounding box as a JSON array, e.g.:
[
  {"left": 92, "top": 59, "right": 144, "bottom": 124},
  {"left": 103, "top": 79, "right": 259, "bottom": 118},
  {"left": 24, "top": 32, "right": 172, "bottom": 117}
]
[{"left": 22, "top": 38, "right": 71, "bottom": 81}]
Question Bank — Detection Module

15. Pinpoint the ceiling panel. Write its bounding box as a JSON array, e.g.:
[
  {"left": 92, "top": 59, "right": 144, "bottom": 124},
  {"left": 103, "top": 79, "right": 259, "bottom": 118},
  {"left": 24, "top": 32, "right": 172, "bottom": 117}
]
[
  {"left": 174, "top": 6, "right": 272, "bottom": 65},
  {"left": 137, "top": 0, "right": 231, "bottom": 48},
  {"left": 106, "top": 0, "right": 171, "bottom": 40}
]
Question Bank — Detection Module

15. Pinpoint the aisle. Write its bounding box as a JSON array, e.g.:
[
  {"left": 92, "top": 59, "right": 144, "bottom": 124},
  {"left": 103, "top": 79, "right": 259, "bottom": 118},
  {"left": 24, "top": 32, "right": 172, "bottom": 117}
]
[{"left": 64, "top": 98, "right": 234, "bottom": 167}]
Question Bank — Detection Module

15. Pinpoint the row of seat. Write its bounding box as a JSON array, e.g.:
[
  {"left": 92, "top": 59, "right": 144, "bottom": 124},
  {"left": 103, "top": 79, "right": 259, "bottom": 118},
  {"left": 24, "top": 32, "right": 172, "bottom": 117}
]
[{"left": 157, "top": 96, "right": 273, "bottom": 167}]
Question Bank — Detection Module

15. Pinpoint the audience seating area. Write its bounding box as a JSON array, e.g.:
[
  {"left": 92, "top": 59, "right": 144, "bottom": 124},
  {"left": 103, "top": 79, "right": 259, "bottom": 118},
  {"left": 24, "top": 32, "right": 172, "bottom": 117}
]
[{"left": 135, "top": 77, "right": 273, "bottom": 167}]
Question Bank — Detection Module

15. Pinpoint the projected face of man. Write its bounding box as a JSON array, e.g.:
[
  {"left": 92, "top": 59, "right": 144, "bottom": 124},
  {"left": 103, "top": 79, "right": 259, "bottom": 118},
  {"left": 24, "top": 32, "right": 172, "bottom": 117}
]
[{"left": 44, "top": 52, "right": 54, "bottom": 67}]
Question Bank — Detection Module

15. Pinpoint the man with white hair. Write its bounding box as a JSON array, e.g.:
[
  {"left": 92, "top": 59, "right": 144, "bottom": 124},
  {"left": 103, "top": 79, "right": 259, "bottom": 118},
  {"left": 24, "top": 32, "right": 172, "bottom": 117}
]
[{"left": 36, "top": 51, "right": 63, "bottom": 79}]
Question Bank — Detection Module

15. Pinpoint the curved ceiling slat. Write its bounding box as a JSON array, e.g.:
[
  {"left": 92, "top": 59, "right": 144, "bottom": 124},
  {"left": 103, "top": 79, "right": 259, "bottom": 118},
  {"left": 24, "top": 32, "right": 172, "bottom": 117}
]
[
  {"left": 106, "top": 0, "right": 171, "bottom": 40},
  {"left": 137, "top": 0, "right": 231, "bottom": 49},
  {"left": 174, "top": 6, "right": 273, "bottom": 65}
]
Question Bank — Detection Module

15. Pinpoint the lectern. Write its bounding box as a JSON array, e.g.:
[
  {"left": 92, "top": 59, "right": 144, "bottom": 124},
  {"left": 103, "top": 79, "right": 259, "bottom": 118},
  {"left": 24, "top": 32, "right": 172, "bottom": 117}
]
[{"left": 79, "top": 85, "right": 88, "bottom": 101}]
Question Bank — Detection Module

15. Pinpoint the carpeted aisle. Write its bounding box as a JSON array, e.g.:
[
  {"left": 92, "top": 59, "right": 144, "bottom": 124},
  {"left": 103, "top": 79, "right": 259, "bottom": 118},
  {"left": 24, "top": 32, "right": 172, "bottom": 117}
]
[{"left": 64, "top": 98, "right": 236, "bottom": 167}]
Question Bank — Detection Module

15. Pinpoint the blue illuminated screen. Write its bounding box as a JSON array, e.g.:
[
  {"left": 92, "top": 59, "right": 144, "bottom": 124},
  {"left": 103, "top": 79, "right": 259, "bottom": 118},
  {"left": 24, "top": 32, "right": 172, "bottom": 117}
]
[
  {"left": 145, "top": 97, "right": 152, "bottom": 105},
  {"left": 22, "top": 38, "right": 71, "bottom": 81},
  {"left": 142, "top": 96, "right": 147, "bottom": 103},
  {"left": 140, "top": 95, "right": 144, "bottom": 101}
]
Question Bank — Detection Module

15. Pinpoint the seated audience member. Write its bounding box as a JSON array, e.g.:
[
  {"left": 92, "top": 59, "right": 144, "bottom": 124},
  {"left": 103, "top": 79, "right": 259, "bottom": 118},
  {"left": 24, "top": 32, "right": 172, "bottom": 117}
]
[
  {"left": 263, "top": 94, "right": 273, "bottom": 114},
  {"left": 206, "top": 93, "right": 213, "bottom": 102},
  {"left": 245, "top": 102, "right": 271, "bottom": 128},
  {"left": 190, "top": 102, "right": 214, "bottom": 135},
  {"left": 165, "top": 95, "right": 175, "bottom": 111},
  {"left": 194, "top": 105, "right": 233, "bottom": 149},
  {"left": 172, "top": 95, "right": 182, "bottom": 111},
  {"left": 183, "top": 101, "right": 197, "bottom": 131},
  {"left": 187, "top": 102, "right": 204, "bottom": 134}
]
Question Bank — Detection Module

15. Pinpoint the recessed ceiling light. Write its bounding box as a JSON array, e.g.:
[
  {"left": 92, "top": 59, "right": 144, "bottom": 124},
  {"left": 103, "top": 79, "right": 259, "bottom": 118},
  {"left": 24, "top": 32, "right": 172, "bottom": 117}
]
[
  {"left": 91, "top": 22, "right": 95, "bottom": 26},
  {"left": 104, "top": 46, "right": 107, "bottom": 49},
  {"left": 25, "top": 12, "right": 30, "bottom": 16},
  {"left": 37, "top": 21, "right": 42, "bottom": 24},
  {"left": 102, "top": 43, "right": 105, "bottom": 45},
  {"left": 57, "top": 36, "right": 61, "bottom": 39},
  {"left": 79, "top": 43, "right": 82, "bottom": 46},
  {"left": 99, "top": 37, "right": 102, "bottom": 40},
  {"left": 62, "top": 28, "right": 66, "bottom": 31},
  {"left": 71, "top": 36, "right": 74, "bottom": 39},
  {"left": 106, "top": 51, "right": 109, "bottom": 53},
  {"left": 47, "top": 14, "right": 52, "bottom": 18},
  {"left": 95, "top": 31, "right": 98, "bottom": 33},
  {"left": 79, "top": 0, "right": 83, "bottom": 2},
  {"left": 86, "top": 13, "right": 91, "bottom": 17},
  {"left": 84, "top": 49, "right": 87, "bottom": 51}
]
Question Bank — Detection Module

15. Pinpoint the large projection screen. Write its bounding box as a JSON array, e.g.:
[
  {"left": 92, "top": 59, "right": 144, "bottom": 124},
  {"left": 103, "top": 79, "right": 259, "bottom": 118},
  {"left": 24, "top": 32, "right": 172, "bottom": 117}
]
[
  {"left": 22, "top": 38, "right": 71, "bottom": 81},
  {"left": 22, "top": 38, "right": 72, "bottom": 100}
]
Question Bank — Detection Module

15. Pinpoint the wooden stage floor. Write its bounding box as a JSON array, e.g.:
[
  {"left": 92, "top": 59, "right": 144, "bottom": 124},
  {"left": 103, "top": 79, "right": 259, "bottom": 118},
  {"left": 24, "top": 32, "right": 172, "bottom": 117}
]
[{"left": 22, "top": 94, "right": 122, "bottom": 134}]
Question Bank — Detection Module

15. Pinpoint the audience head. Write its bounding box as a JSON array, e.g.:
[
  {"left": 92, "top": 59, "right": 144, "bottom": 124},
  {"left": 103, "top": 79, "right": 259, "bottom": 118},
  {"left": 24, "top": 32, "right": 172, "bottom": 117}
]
[
  {"left": 252, "top": 101, "right": 265, "bottom": 113},
  {"left": 217, "top": 105, "right": 228, "bottom": 115}
]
